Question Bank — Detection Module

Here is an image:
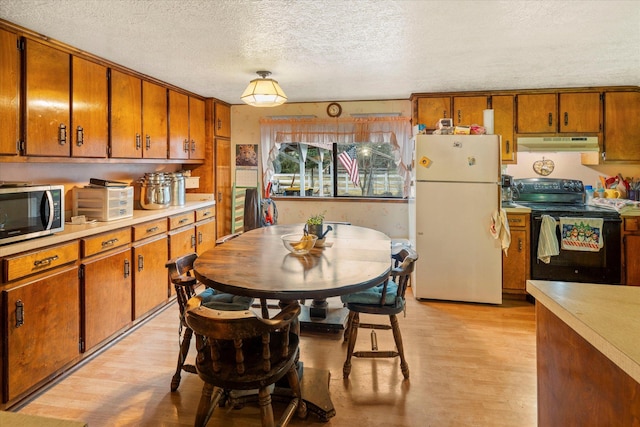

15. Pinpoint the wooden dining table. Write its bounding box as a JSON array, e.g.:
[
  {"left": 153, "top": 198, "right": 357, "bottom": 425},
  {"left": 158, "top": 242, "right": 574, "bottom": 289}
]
[{"left": 193, "top": 223, "right": 392, "bottom": 421}]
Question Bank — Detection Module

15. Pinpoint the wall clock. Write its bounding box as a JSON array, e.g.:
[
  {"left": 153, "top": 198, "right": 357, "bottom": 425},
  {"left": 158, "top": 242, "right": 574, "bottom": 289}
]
[
  {"left": 533, "top": 157, "right": 555, "bottom": 176},
  {"left": 327, "top": 102, "right": 342, "bottom": 118}
]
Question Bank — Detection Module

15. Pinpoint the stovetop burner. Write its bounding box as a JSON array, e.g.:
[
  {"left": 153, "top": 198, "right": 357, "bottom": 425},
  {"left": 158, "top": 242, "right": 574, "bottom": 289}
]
[{"left": 513, "top": 178, "right": 620, "bottom": 218}]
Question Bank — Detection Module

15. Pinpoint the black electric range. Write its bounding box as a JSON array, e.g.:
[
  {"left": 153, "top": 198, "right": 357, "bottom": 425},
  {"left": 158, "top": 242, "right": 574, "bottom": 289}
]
[{"left": 512, "top": 178, "right": 622, "bottom": 284}]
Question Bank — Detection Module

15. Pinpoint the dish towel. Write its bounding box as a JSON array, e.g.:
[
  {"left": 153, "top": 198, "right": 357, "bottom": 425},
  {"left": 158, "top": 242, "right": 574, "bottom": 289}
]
[
  {"left": 559, "top": 217, "right": 604, "bottom": 252},
  {"left": 490, "top": 209, "right": 511, "bottom": 255},
  {"left": 537, "top": 215, "right": 559, "bottom": 264}
]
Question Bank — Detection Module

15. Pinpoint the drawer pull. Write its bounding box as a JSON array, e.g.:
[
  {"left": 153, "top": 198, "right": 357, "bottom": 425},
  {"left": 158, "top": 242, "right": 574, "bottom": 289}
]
[
  {"left": 191, "top": 235, "right": 196, "bottom": 248},
  {"left": 146, "top": 226, "right": 159, "bottom": 233},
  {"left": 201, "top": 211, "right": 210, "bottom": 217},
  {"left": 198, "top": 231, "right": 203, "bottom": 244},
  {"left": 145, "top": 135, "right": 151, "bottom": 150},
  {"left": 138, "top": 254, "right": 144, "bottom": 272},
  {"left": 15, "top": 300, "right": 24, "bottom": 328},
  {"left": 58, "top": 123, "right": 67, "bottom": 145},
  {"left": 179, "top": 218, "right": 189, "bottom": 224},
  {"left": 124, "top": 259, "right": 130, "bottom": 278},
  {"left": 102, "top": 238, "right": 119, "bottom": 247},
  {"left": 33, "top": 255, "right": 59, "bottom": 268},
  {"left": 76, "top": 126, "right": 84, "bottom": 146},
  {"left": 183, "top": 139, "right": 189, "bottom": 153},
  {"left": 136, "top": 133, "right": 141, "bottom": 150},
  {"left": 191, "top": 140, "right": 196, "bottom": 153}
]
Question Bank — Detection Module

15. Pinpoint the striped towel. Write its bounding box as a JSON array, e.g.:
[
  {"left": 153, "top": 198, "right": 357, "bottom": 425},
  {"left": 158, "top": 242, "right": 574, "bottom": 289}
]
[
  {"left": 537, "top": 215, "right": 559, "bottom": 264},
  {"left": 559, "top": 217, "right": 604, "bottom": 252}
]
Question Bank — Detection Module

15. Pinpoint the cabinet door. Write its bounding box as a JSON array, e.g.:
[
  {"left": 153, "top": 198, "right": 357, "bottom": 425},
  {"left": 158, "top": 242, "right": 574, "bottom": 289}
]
[
  {"left": 169, "top": 225, "right": 196, "bottom": 259},
  {"left": 502, "top": 228, "right": 529, "bottom": 292},
  {"left": 516, "top": 93, "right": 557, "bottom": 133},
  {"left": 132, "top": 235, "right": 169, "bottom": 319},
  {"left": 452, "top": 96, "right": 488, "bottom": 126},
  {"left": 0, "top": 28, "right": 20, "bottom": 156},
  {"left": 559, "top": 92, "right": 601, "bottom": 133},
  {"left": 110, "top": 69, "right": 142, "bottom": 158},
  {"left": 142, "top": 80, "right": 168, "bottom": 159},
  {"left": 3, "top": 266, "right": 79, "bottom": 401},
  {"left": 417, "top": 97, "right": 450, "bottom": 129},
  {"left": 81, "top": 247, "right": 132, "bottom": 351},
  {"left": 625, "top": 234, "right": 640, "bottom": 285},
  {"left": 214, "top": 102, "right": 231, "bottom": 138},
  {"left": 168, "top": 90, "right": 189, "bottom": 159},
  {"left": 189, "top": 97, "right": 206, "bottom": 160},
  {"left": 215, "top": 137, "right": 232, "bottom": 238},
  {"left": 196, "top": 218, "right": 216, "bottom": 256},
  {"left": 493, "top": 95, "right": 516, "bottom": 163},
  {"left": 603, "top": 91, "right": 640, "bottom": 162},
  {"left": 24, "top": 40, "right": 71, "bottom": 156},
  {"left": 71, "top": 57, "right": 108, "bottom": 158}
]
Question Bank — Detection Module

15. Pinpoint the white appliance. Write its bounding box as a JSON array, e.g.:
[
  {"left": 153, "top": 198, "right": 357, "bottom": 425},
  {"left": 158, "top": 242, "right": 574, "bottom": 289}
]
[{"left": 410, "top": 134, "right": 502, "bottom": 304}]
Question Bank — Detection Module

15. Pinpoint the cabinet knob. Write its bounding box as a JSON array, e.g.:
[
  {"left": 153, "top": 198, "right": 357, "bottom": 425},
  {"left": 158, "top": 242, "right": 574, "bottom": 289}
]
[{"left": 58, "top": 124, "right": 67, "bottom": 145}]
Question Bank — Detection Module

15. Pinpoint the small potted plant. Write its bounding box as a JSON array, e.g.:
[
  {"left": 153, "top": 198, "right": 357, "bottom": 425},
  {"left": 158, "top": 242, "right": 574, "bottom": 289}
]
[{"left": 305, "top": 211, "right": 326, "bottom": 238}]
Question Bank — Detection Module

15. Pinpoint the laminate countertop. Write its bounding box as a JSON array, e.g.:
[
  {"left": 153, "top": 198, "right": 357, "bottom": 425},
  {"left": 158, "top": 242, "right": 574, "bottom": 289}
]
[
  {"left": 502, "top": 204, "right": 531, "bottom": 214},
  {"left": 0, "top": 194, "right": 215, "bottom": 257},
  {"left": 526, "top": 280, "right": 640, "bottom": 384}
]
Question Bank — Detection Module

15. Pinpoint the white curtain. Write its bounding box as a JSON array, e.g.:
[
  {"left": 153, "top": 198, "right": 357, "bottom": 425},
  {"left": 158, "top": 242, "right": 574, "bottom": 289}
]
[{"left": 260, "top": 116, "right": 412, "bottom": 197}]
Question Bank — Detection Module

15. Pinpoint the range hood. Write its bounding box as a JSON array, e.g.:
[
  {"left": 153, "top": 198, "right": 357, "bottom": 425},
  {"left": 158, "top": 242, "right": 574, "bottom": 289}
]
[{"left": 517, "top": 136, "right": 600, "bottom": 152}]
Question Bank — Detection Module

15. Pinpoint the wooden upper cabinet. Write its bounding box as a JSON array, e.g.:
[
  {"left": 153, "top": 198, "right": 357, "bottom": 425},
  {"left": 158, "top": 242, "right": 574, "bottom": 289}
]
[
  {"left": 516, "top": 93, "right": 557, "bottom": 133},
  {"left": 24, "top": 39, "right": 71, "bottom": 156},
  {"left": 559, "top": 92, "right": 601, "bottom": 133},
  {"left": 417, "top": 97, "right": 450, "bottom": 129},
  {"left": 452, "top": 96, "right": 488, "bottom": 126},
  {"left": 603, "top": 91, "right": 640, "bottom": 162},
  {"left": 168, "top": 90, "right": 190, "bottom": 159},
  {"left": 71, "top": 57, "right": 108, "bottom": 157},
  {"left": 142, "top": 80, "right": 168, "bottom": 159},
  {"left": 492, "top": 95, "right": 516, "bottom": 163},
  {"left": 110, "top": 69, "right": 142, "bottom": 158},
  {"left": 214, "top": 102, "right": 231, "bottom": 138},
  {"left": 0, "top": 28, "right": 20, "bottom": 156},
  {"left": 189, "top": 97, "right": 205, "bottom": 160}
]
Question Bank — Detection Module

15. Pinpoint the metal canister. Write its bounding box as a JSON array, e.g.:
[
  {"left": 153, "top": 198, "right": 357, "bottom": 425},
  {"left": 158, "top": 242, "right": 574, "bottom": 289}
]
[{"left": 168, "top": 172, "right": 185, "bottom": 206}]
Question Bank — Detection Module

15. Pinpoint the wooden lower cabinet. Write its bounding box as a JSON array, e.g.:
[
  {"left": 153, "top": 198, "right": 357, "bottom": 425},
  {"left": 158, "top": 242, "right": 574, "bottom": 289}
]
[
  {"left": 132, "top": 234, "right": 169, "bottom": 319},
  {"left": 196, "top": 217, "right": 216, "bottom": 255},
  {"left": 81, "top": 247, "right": 132, "bottom": 351},
  {"left": 502, "top": 212, "right": 530, "bottom": 295},
  {"left": 2, "top": 265, "right": 80, "bottom": 403}
]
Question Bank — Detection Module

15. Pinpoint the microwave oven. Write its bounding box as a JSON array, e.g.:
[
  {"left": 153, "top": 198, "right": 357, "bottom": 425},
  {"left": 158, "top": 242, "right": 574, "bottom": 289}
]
[{"left": 0, "top": 184, "right": 64, "bottom": 245}]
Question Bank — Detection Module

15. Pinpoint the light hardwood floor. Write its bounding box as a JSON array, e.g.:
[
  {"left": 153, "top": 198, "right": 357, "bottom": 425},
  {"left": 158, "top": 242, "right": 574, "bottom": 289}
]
[{"left": 14, "top": 289, "right": 537, "bottom": 426}]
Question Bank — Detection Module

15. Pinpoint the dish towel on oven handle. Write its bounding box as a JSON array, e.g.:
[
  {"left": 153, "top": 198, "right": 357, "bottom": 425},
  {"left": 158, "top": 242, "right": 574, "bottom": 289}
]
[
  {"left": 490, "top": 209, "right": 511, "bottom": 255},
  {"left": 559, "top": 217, "right": 604, "bottom": 252},
  {"left": 537, "top": 215, "right": 559, "bottom": 264}
]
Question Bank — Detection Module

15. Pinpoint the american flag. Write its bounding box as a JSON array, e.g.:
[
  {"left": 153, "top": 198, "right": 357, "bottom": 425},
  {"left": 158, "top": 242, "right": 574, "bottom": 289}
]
[{"left": 338, "top": 145, "right": 360, "bottom": 186}]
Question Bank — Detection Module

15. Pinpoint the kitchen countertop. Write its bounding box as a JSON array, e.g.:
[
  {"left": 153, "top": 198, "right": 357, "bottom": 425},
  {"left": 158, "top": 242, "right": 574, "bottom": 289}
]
[
  {"left": 0, "top": 194, "right": 215, "bottom": 257},
  {"left": 526, "top": 279, "right": 640, "bottom": 384},
  {"left": 502, "top": 204, "right": 531, "bottom": 214}
]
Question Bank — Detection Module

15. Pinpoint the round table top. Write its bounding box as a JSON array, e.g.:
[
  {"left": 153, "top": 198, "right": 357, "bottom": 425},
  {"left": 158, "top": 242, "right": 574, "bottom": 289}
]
[{"left": 194, "top": 224, "right": 392, "bottom": 300}]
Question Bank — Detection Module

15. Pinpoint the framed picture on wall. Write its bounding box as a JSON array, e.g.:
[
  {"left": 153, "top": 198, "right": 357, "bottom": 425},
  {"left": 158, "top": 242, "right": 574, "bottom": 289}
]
[{"left": 236, "top": 144, "right": 258, "bottom": 167}]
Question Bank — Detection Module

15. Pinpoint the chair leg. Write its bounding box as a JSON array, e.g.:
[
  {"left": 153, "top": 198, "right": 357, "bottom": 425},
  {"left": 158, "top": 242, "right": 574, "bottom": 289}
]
[
  {"left": 286, "top": 364, "right": 307, "bottom": 420},
  {"left": 171, "top": 326, "right": 193, "bottom": 391},
  {"left": 258, "top": 386, "right": 276, "bottom": 427},
  {"left": 343, "top": 312, "right": 360, "bottom": 379},
  {"left": 194, "top": 383, "right": 224, "bottom": 427},
  {"left": 343, "top": 311, "right": 354, "bottom": 343},
  {"left": 390, "top": 314, "right": 409, "bottom": 379}
]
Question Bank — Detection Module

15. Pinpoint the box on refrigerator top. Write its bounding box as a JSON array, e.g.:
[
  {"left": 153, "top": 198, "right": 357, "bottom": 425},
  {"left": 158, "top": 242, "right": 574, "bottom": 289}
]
[{"left": 72, "top": 186, "right": 134, "bottom": 221}]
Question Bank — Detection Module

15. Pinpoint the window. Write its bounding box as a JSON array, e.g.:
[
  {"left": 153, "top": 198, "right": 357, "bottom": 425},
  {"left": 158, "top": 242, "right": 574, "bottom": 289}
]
[
  {"left": 271, "top": 142, "right": 403, "bottom": 198},
  {"left": 262, "top": 116, "right": 412, "bottom": 199}
]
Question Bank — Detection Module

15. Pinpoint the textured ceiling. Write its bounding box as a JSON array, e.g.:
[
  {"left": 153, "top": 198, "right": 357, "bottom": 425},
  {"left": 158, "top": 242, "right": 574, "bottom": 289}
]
[{"left": 1, "top": 0, "right": 639, "bottom": 104}]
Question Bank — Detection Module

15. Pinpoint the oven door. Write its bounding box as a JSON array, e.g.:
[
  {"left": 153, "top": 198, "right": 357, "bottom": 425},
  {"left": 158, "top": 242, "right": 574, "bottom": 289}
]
[{"left": 530, "top": 214, "right": 622, "bottom": 284}]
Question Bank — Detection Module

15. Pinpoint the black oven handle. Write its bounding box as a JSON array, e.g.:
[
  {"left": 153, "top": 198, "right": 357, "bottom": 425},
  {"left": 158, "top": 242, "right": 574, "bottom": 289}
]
[{"left": 533, "top": 215, "right": 621, "bottom": 223}]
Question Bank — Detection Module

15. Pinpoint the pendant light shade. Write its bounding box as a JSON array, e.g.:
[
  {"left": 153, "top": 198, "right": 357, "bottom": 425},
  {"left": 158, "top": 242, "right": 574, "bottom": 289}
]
[{"left": 241, "top": 71, "right": 287, "bottom": 107}]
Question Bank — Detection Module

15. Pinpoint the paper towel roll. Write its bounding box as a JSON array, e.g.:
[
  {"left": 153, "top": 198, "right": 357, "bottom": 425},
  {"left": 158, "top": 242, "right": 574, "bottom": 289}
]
[{"left": 483, "top": 109, "right": 494, "bottom": 134}]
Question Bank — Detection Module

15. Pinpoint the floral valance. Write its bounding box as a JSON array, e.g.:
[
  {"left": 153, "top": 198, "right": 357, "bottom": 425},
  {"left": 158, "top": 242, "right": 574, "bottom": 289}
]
[{"left": 260, "top": 116, "right": 413, "bottom": 197}]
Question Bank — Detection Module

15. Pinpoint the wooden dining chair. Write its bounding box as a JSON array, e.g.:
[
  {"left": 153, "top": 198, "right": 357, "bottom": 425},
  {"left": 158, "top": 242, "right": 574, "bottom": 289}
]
[
  {"left": 184, "top": 297, "right": 306, "bottom": 427},
  {"left": 341, "top": 245, "right": 418, "bottom": 379},
  {"left": 166, "top": 252, "right": 254, "bottom": 391}
]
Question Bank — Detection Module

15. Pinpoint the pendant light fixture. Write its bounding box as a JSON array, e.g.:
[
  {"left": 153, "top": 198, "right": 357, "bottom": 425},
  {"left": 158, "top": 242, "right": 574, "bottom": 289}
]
[{"left": 241, "top": 71, "right": 287, "bottom": 107}]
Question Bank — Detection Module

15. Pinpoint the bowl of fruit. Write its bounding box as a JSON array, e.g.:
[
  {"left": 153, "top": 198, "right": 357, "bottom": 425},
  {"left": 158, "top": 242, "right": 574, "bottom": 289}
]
[{"left": 281, "top": 233, "right": 318, "bottom": 256}]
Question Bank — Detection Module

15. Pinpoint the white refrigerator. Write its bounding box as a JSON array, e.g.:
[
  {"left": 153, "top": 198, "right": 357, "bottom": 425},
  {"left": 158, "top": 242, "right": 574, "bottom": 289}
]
[{"left": 410, "top": 134, "right": 502, "bottom": 304}]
